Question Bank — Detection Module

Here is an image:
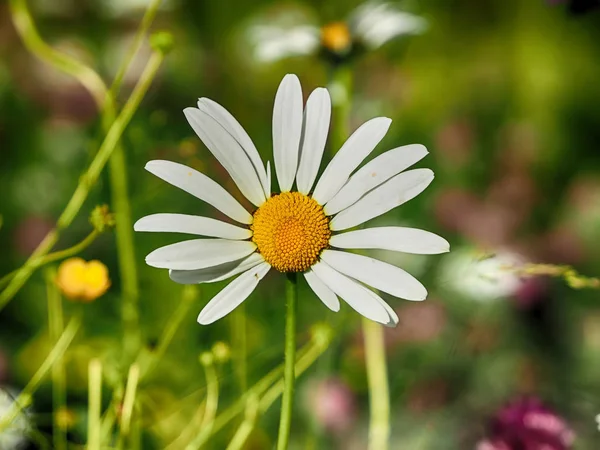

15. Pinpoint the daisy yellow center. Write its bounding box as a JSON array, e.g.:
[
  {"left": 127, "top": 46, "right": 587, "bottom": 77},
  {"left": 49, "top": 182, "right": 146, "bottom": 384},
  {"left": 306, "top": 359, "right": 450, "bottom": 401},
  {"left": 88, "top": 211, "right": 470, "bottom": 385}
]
[
  {"left": 251, "top": 192, "right": 331, "bottom": 273},
  {"left": 320, "top": 22, "right": 352, "bottom": 53}
]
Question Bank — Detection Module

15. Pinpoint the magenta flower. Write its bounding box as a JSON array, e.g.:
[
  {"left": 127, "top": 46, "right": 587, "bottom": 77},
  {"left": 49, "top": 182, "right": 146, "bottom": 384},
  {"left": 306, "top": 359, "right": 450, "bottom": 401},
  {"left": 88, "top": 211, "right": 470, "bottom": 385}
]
[{"left": 476, "top": 397, "right": 575, "bottom": 450}]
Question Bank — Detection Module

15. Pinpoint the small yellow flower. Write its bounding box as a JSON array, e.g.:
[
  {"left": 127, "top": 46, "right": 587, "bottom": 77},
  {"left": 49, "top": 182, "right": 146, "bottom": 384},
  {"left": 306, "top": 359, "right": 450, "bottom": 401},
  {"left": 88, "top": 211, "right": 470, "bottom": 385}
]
[{"left": 56, "top": 257, "right": 110, "bottom": 302}]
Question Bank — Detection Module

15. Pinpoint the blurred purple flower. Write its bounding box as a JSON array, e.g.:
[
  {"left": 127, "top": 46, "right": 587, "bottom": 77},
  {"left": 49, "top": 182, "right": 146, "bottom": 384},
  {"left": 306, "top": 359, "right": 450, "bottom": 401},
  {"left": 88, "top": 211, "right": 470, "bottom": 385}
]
[{"left": 477, "top": 397, "right": 575, "bottom": 450}]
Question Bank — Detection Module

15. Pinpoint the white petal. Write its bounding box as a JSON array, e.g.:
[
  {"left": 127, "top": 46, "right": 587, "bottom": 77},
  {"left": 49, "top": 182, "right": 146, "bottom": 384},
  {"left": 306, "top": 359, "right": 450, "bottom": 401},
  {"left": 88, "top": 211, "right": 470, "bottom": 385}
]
[
  {"left": 312, "top": 117, "right": 391, "bottom": 205},
  {"left": 373, "top": 293, "right": 399, "bottom": 327},
  {"left": 320, "top": 249, "right": 427, "bottom": 301},
  {"left": 169, "top": 253, "right": 265, "bottom": 284},
  {"left": 145, "top": 239, "right": 256, "bottom": 270},
  {"left": 248, "top": 24, "right": 320, "bottom": 63},
  {"left": 296, "top": 88, "right": 331, "bottom": 194},
  {"left": 197, "top": 98, "right": 270, "bottom": 198},
  {"left": 197, "top": 262, "right": 271, "bottom": 325},
  {"left": 266, "top": 161, "right": 272, "bottom": 196},
  {"left": 184, "top": 108, "right": 266, "bottom": 207},
  {"left": 329, "top": 227, "right": 450, "bottom": 255},
  {"left": 273, "top": 74, "right": 303, "bottom": 192},
  {"left": 324, "top": 144, "right": 428, "bottom": 215},
  {"left": 134, "top": 214, "right": 251, "bottom": 240},
  {"left": 145, "top": 160, "right": 252, "bottom": 225},
  {"left": 304, "top": 269, "right": 340, "bottom": 312},
  {"left": 349, "top": 3, "right": 426, "bottom": 49},
  {"left": 311, "top": 261, "right": 390, "bottom": 325},
  {"left": 330, "top": 168, "right": 434, "bottom": 231}
]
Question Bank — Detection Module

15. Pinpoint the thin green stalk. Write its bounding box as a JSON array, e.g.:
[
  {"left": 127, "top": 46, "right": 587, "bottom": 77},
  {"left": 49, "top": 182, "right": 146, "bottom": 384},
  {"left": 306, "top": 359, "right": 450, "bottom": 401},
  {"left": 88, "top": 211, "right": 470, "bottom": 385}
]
[
  {"left": 140, "top": 285, "right": 199, "bottom": 377},
  {"left": 276, "top": 273, "right": 298, "bottom": 450},
  {"left": 0, "top": 50, "right": 165, "bottom": 311},
  {"left": 46, "top": 268, "right": 67, "bottom": 450},
  {"left": 109, "top": 0, "right": 164, "bottom": 97},
  {"left": 0, "top": 229, "right": 100, "bottom": 290},
  {"left": 329, "top": 64, "right": 353, "bottom": 153},
  {"left": 225, "top": 395, "right": 259, "bottom": 450},
  {"left": 0, "top": 316, "right": 81, "bottom": 432},
  {"left": 118, "top": 364, "right": 140, "bottom": 449},
  {"left": 185, "top": 354, "right": 220, "bottom": 450},
  {"left": 169, "top": 327, "right": 331, "bottom": 450},
  {"left": 231, "top": 305, "right": 248, "bottom": 393},
  {"left": 87, "top": 359, "right": 103, "bottom": 450},
  {"left": 363, "top": 318, "right": 390, "bottom": 450},
  {"left": 9, "top": 0, "right": 107, "bottom": 107}
]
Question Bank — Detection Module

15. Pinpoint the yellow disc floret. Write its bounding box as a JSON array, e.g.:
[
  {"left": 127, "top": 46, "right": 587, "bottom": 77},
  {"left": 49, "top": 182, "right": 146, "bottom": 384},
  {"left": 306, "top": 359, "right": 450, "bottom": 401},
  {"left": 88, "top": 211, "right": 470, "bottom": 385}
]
[
  {"left": 252, "top": 192, "right": 331, "bottom": 273},
  {"left": 320, "top": 22, "right": 352, "bottom": 54}
]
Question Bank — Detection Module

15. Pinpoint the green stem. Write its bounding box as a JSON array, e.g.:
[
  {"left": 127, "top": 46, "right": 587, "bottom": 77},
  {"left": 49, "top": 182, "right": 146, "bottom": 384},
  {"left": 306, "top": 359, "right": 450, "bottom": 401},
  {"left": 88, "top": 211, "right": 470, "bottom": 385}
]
[
  {"left": 168, "top": 326, "right": 331, "bottom": 450},
  {"left": 363, "top": 318, "right": 390, "bottom": 450},
  {"left": 0, "top": 50, "right": 165, "bottom": 311},
  {"left": 87, "top": 359, "right": 103, "bottom": 450},
  {"left": 139, "top": 285, "right": 199, "bottom": 378},
  {"left": 225, "top": 395, "right": 259, "bottom": 450},
  {"left": 185, "top": 354, "right": 220, "bottom": 450},
  {"left": 231, "top": 304, "right": 248, "bottom": 393},
  {"left": 118, "top": 364, "right": 140, "bottom": 449},
  {"left": 0, "top": 315, "right": 81, "bottom": 432},
  {"left": 0, "top": 229, "right": 100, "bottom": 290},
  {"left": 330, "top": 64, "right": 353, "bottom": 153},
  {"left": 9, "top": 0, "right": 108, "bottom": 107},
  {"left": 46, "top": 268, "right": 67, "bottom": 450},
  {"left": 276, "top": 273, "right": 298, "bottom": 450},
  {"left": 109, "top": 0, "right": 165, "bottom": 97}
]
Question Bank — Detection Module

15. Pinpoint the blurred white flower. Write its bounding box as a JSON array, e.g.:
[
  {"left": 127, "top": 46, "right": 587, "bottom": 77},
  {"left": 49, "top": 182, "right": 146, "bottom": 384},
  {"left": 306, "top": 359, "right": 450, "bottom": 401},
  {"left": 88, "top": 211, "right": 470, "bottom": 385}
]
[
  {"left": 245, "top": 2, "right": 426, "bottom": 64},
  {"left": 0, "top": 388, "right": 30, "bottom": 450},
  {"left": 439, "top": 248, "right": 525, "bottom": 301}
]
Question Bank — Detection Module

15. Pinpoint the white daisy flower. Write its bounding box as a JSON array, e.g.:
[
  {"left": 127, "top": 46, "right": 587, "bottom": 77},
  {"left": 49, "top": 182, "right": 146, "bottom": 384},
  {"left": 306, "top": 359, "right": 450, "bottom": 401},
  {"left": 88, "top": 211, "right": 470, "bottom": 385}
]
[
  {"left": 135, "top": 74, "right": 449, "bottom": 326},
  {"left": 245, "top": 2, "right": 426, "bottom": 64}
]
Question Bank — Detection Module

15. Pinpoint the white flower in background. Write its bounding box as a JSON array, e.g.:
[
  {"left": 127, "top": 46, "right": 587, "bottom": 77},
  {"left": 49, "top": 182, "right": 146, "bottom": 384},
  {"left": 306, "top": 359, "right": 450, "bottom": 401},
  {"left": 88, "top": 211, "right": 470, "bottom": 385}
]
[
  {"left": 0, "top": 388, "right": 30, "bottom": 449},
  {"left": 245, "top": 2, "right": 427, "bottom": 63},
  {"left": 135, "top": 74, "right": 449, "bottom": 326},
  {"left": 439, "top": 248, "right": 525, "bottom": 302}
]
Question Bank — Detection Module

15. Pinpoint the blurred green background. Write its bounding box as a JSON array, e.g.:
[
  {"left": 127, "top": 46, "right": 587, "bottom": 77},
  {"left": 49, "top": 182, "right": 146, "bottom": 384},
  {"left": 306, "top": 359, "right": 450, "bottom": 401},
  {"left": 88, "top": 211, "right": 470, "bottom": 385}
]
[{"left": 1, "top": 0, "right": 600, "bottom": 448}]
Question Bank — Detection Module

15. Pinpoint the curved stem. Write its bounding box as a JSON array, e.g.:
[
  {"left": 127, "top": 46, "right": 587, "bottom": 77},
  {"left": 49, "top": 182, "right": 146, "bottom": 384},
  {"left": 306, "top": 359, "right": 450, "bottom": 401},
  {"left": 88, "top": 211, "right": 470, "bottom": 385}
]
[
  {"left": 185, "top": 356, "right": 220, "bottom": 450},
  {"left": 0, "top": 50, "right": 165, "bottom": 311},
  {"left": 363, "top": 318, "right": 390, "bottom": 450},
  {"left": 46, "top": 268, "right": 67, "bottom": 450},
  {"left": 276, "top": 273, "right": 298, "bottom": 450},
  {"left": 0, "top": 315, "right": 81, "bottom": 432},
  {"left": 0, "top": 229, "right": 100, "bottom": 290},
  {"left": 109, "top": 0, "right": 165, "bottom": 97}
]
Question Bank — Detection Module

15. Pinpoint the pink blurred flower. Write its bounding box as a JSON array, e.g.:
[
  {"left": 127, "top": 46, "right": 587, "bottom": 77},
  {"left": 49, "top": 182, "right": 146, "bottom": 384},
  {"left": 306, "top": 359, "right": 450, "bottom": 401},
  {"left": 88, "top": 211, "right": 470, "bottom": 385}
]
[
  {"left": 477, "top": 397, "right": 575, "bottom": 450},
  {"left": 304, "top": 377, "right": 357, "bottom": 434}
]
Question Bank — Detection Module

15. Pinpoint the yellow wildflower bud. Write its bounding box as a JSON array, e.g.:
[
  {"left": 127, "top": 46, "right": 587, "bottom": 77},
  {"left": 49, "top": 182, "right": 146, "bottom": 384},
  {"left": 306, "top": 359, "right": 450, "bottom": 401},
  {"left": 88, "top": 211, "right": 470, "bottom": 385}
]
[
  {"left": 320, "top": 22, "right": 352, "bottom": 54},
  {"left": 212, "top": 341, "right": 231, "bottom": 364},
  {"left": 56, "top": 258, "right": 110, "bottom": 302}
]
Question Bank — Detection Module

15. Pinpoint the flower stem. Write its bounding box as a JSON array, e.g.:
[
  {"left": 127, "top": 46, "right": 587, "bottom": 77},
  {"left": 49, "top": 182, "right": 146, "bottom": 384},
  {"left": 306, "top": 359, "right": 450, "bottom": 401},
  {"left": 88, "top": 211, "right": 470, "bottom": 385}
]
[
  {"left": 46, "top": 268, "right": 67, "bottom": 450},
  {"left": 118, "top": 364, "right": 140, "bottom": 449},
  {"left": 185, "top": 353, "right": 220, "bottom": 450},
  {"left": 87, "top": 359, "right": 103, "bottom": 450},
  {"left": 0, "top": 50, "right": 165, "bottom": 311},
  {"left": 0, "top": 315, "right": 81, "bottom": 433},
  {"left": 277, "top": 273, "right": 298, "bottom": 450},
  {"left": 0, "top": 229, "right": 100, "bottom": 290},
  {"left": 167, "top": 325, "right": 331, "bottom": 450},
  {"left": 362, "top": 318, "right": 390, "bottom": 450},
  {"left": 231, "top": 304, "right": 248, "bottom": 393},
  {"left": 329, "top": 64, "right": 353, "bottom": 153}
]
